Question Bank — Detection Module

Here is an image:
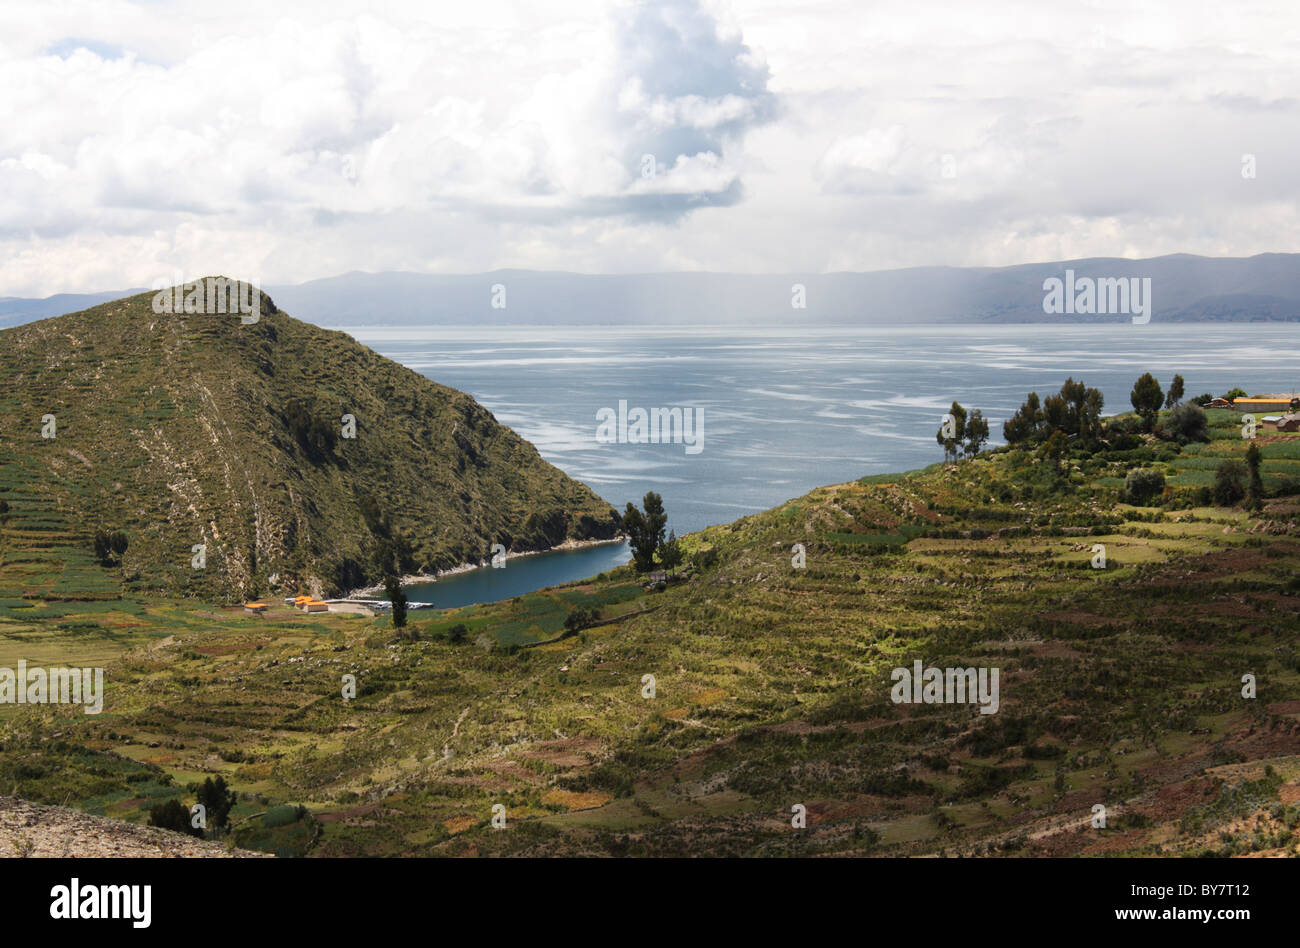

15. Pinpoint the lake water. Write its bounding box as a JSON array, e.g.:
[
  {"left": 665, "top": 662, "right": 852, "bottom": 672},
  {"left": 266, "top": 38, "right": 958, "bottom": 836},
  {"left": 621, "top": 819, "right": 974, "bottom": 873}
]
[
  {"left": 404, "top": 541, "right": 632, "bottom": 610},
  {"left": 346, "top": 322, "right": 1299, "bottom": 607}
]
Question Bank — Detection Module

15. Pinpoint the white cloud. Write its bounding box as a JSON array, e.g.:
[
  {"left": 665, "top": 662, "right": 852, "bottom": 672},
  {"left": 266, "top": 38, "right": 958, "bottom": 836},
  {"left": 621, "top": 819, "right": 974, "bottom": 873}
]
[{"left": 1, "top": 0, "right": 1299, "bottom": 294}]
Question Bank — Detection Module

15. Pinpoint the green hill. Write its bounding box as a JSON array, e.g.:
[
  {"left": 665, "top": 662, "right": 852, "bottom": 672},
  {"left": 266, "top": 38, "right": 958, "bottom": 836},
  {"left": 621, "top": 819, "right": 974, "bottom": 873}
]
[{"left": 0, "top": 280, "right": 618, "bottom": 602}]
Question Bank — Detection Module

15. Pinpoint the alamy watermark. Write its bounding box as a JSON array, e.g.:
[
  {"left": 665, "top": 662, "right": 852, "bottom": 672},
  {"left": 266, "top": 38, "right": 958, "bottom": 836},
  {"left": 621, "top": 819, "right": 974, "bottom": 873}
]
[
  {"left": 1042, "top": 269, "right": 1151, "bottom": 324},
  {"left": 152, "top": 276, "right": 260, "bottom": 324},
  {"left": 890, "top": 660, "right": 999, "bottom": 714},
  {"left": 596, "top": 400, "right": 704, "bottom": 455},
  {"left": 0, "top": 661, "right": 104, "bottom": 714},
  {"left": 50, "top": 879, "right": 150, "bottom": 928}
]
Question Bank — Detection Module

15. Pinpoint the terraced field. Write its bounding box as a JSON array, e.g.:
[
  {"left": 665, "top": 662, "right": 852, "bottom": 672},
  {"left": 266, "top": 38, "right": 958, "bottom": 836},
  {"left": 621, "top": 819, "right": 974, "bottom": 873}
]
[{"left": 0, "top": 405, "right": 1297, "bottom": 857}]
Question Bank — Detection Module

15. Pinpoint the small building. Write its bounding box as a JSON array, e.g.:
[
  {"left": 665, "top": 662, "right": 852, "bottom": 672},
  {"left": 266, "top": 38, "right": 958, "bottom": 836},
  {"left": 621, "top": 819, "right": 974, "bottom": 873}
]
[
  {"left": 1277, "top": 413, "right": 1300, "bottom": 433},
  {"left": 1234, "top": 397, "right": 1296, "bottom": 414},
  {"left": 1207, "top": 398, "right": 1233, "bottom": 409},
  {"left": 302, "top": 600, "right": 329, "bottom": 613},
  {"left": 243, "top": 602, "right": 268, "bottom": 615},
  {"left": 647, "top": 570, "right": 667, "bottom": 584}
]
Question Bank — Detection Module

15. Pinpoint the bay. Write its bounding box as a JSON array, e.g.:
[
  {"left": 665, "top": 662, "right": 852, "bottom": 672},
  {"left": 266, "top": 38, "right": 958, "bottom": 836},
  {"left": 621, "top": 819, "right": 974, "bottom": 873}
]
[{"left": 345, "top": 322, "right": 1298, "bottom": 606}]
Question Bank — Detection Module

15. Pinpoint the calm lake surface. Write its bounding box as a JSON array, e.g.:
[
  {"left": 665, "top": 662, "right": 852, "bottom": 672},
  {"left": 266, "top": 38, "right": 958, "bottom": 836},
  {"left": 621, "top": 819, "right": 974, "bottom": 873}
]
[{"left": 347, "top": 323, "right": 1299, "bottom": 607}]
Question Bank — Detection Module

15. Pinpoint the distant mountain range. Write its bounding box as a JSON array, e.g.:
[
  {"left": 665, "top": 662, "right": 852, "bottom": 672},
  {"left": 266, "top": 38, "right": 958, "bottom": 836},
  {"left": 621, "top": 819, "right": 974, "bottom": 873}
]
[{"left": 2, "top": 253, "right": 1299, "bottom": 329}]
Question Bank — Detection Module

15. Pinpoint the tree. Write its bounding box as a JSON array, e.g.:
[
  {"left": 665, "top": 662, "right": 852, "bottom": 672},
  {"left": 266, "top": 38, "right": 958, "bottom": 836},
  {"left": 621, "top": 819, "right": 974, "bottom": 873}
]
[
  {"left": 1191, "top": 393, "right": 1213, "bottom": 406},
  {"left": 1213, "top": 460, "right": 1246, "bottom": 506},
  {"left": 93, "top": 529, "right": 113, "bottom": 566},
  {"left": 447, "top": 623, "right": 468, "bottom": 644},
  {"left": 1222, "top": 387, "right": 1247, "bottom": 402},
  {"left": 1164, "top": 374, "right": 1185, "bottom": 409},
  {"left": 1005, "top": 379, "right": 1103, "bottom": 445},
  {"left": 964, "top": 409, "right": 990, "bottom": 457},
  {"left": 93, "top": 529, "right": 129, "bottom": 566},
  {"left": 1042, "top": 429, "right": 1070, "bottom": 474},
  {"left": 624, "top": 492, "right": 668, "bottom": 573},
  {"left": 936, "top": 401, "right": 967, "bottom": 463},
  {"left": 1056, "top": 377, "right": 1104, "bottom": 440},
  {"left": 195, "top": 776, "right": 237, "bottom": 837},
  {"left": 384, "top": 574, "right": 408, "bottom": 629},
  {"left": 1245, "top": 442, "right": 1264, "bottom": 509},
  {"left": 148, "top": 799, "right": 203, "bottom": 838},
  {"left": 1130, "top": 373, "right": 1164, "bottom": 431},
  {"left": 659, "top": 530, "right": 684, "bottom": 572},
  {"left": 623, "top": 502, "right": 654, "bottom": 572},
  {"left": 642, "top": 492, "right": 667, "bottom": 552},
  {"left": 1291, "top": 397, "right": 1300, "bottom": 412},
  {"left": 1003, "top": 392, "right": 1044, "bottom": 444}
]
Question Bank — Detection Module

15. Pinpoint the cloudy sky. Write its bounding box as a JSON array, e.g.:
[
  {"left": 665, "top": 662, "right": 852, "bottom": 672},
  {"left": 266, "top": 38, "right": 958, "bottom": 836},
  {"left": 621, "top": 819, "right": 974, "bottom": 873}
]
[{"left": 1, "top": 0, "right": 1298, "bottom": 295}]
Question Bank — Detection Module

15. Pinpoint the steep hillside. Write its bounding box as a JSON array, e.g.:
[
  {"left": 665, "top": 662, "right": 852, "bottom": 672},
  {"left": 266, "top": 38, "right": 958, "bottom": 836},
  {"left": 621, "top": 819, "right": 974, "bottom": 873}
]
[
  {"left": 5, "top": 403, "right": 1297, "bottom": 856},
  {"left": 0, "top": 280, "right": 618, "bottom": 602}
]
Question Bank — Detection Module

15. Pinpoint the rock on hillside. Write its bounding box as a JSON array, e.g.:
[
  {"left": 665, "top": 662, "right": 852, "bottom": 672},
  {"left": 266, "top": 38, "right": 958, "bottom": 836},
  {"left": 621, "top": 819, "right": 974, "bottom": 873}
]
[{"left": 0, "top": 795, "right": 268, "bottom": 857}]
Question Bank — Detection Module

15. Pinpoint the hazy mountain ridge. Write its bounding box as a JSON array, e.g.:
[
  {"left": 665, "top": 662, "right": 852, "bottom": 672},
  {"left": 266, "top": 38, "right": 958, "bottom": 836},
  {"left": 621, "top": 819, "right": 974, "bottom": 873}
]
[
  {"left": 221, "top": 253, "right": 1300, "bottom": 326},
  {"left": 2, "top": 253, "right": 1298, "bottom": 330}
]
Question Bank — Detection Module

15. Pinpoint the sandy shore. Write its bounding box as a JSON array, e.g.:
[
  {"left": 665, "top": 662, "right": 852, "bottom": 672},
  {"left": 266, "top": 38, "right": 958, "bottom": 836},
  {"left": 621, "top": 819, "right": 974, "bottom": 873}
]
[{"left": 344, "top": 535, "right": 626, "bottom": 599}]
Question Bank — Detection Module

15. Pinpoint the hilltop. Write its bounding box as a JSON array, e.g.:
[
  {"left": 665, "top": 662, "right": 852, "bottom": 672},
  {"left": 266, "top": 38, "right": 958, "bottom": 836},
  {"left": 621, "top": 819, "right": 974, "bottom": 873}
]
[
  {"left": 2, "top": 399, "right": 1297, "bottom": 856},
  {"left": 0, "top": 281, "right": 618, "bottom": 602}
]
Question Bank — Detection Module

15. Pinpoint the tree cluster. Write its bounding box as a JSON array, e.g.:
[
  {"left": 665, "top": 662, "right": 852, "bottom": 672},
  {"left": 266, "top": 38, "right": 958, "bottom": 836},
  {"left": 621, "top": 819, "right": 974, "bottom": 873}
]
[
  {"left": 935, "top": 402, "right": 990, "bottom": 463},
  {"left": 92, "top": 529, "right": 129, "bottom": 567},
  {"left": 623, "top": 491, "right": 682, "bottom": 573},
  {"left": 1003, "top": 377, "right": 1105, "bottom": 446}
]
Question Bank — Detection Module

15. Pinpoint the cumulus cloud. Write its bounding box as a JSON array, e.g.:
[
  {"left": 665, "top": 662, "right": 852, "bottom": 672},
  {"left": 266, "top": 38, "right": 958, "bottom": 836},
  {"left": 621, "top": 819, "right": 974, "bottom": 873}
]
[{"left": 0, "top": 0, "right": 1299, "bottom": 294}]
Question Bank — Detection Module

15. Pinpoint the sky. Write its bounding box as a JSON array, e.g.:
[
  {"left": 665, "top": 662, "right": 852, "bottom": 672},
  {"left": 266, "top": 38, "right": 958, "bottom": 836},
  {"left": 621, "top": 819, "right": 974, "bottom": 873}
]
[{"left": 1, "top": 0, "right": 1298, "bottom": 295}]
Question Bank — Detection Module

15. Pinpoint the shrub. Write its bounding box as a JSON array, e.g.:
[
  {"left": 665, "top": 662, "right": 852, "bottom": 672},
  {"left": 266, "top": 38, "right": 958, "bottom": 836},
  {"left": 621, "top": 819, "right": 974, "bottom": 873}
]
[
  {"left": 1124, "top": 468, "right": 1165, "bottom": 505},
  {"left": 148, "top": 799, "right": 203, "bottom": 837},
  {"left": 693, "top": 548, "right": 720, "bottom": 571},
  {"left": 563, "top": 607, "right": 600, "bottom": 632},
  {"left": 1213, "top": 460, "right": 1246, "bottom": 506},
  {"left": 1163, "top": 402, "right": 1209, "bottom": 444}
]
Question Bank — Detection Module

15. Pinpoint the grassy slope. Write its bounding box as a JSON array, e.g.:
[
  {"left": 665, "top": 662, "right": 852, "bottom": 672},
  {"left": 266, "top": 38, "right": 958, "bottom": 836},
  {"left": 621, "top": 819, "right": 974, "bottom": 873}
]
[
  {"left": 0, "top": 407, "right": 1298, "bottom": 857},
  {"left": 0, "top": 284, "right": 618, "bottom": 603}
]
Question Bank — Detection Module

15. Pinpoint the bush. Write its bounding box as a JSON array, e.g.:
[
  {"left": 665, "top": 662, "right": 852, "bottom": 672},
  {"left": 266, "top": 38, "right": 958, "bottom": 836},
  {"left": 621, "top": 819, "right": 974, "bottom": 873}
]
[
  {"left": 1213, "top": 460, "right": 1246, "bottom": 506},
  {"left": 447, "top": 623, "right": 469, "bottom": 644},
  {"left": 1163, "top": 402, "right": 1209, "bottom": 444},
  {"left": 693, "top": 548, "right": 720, "bottom": 572},
  {"left": 1123, "top": 468, "right": 1165, "bottom": 505},
  {"left": 564, "top": 607, "right": 601, "bottom": 632},
  {"left": 148, "top": 799, "right": 203, "bottom": 837}
]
